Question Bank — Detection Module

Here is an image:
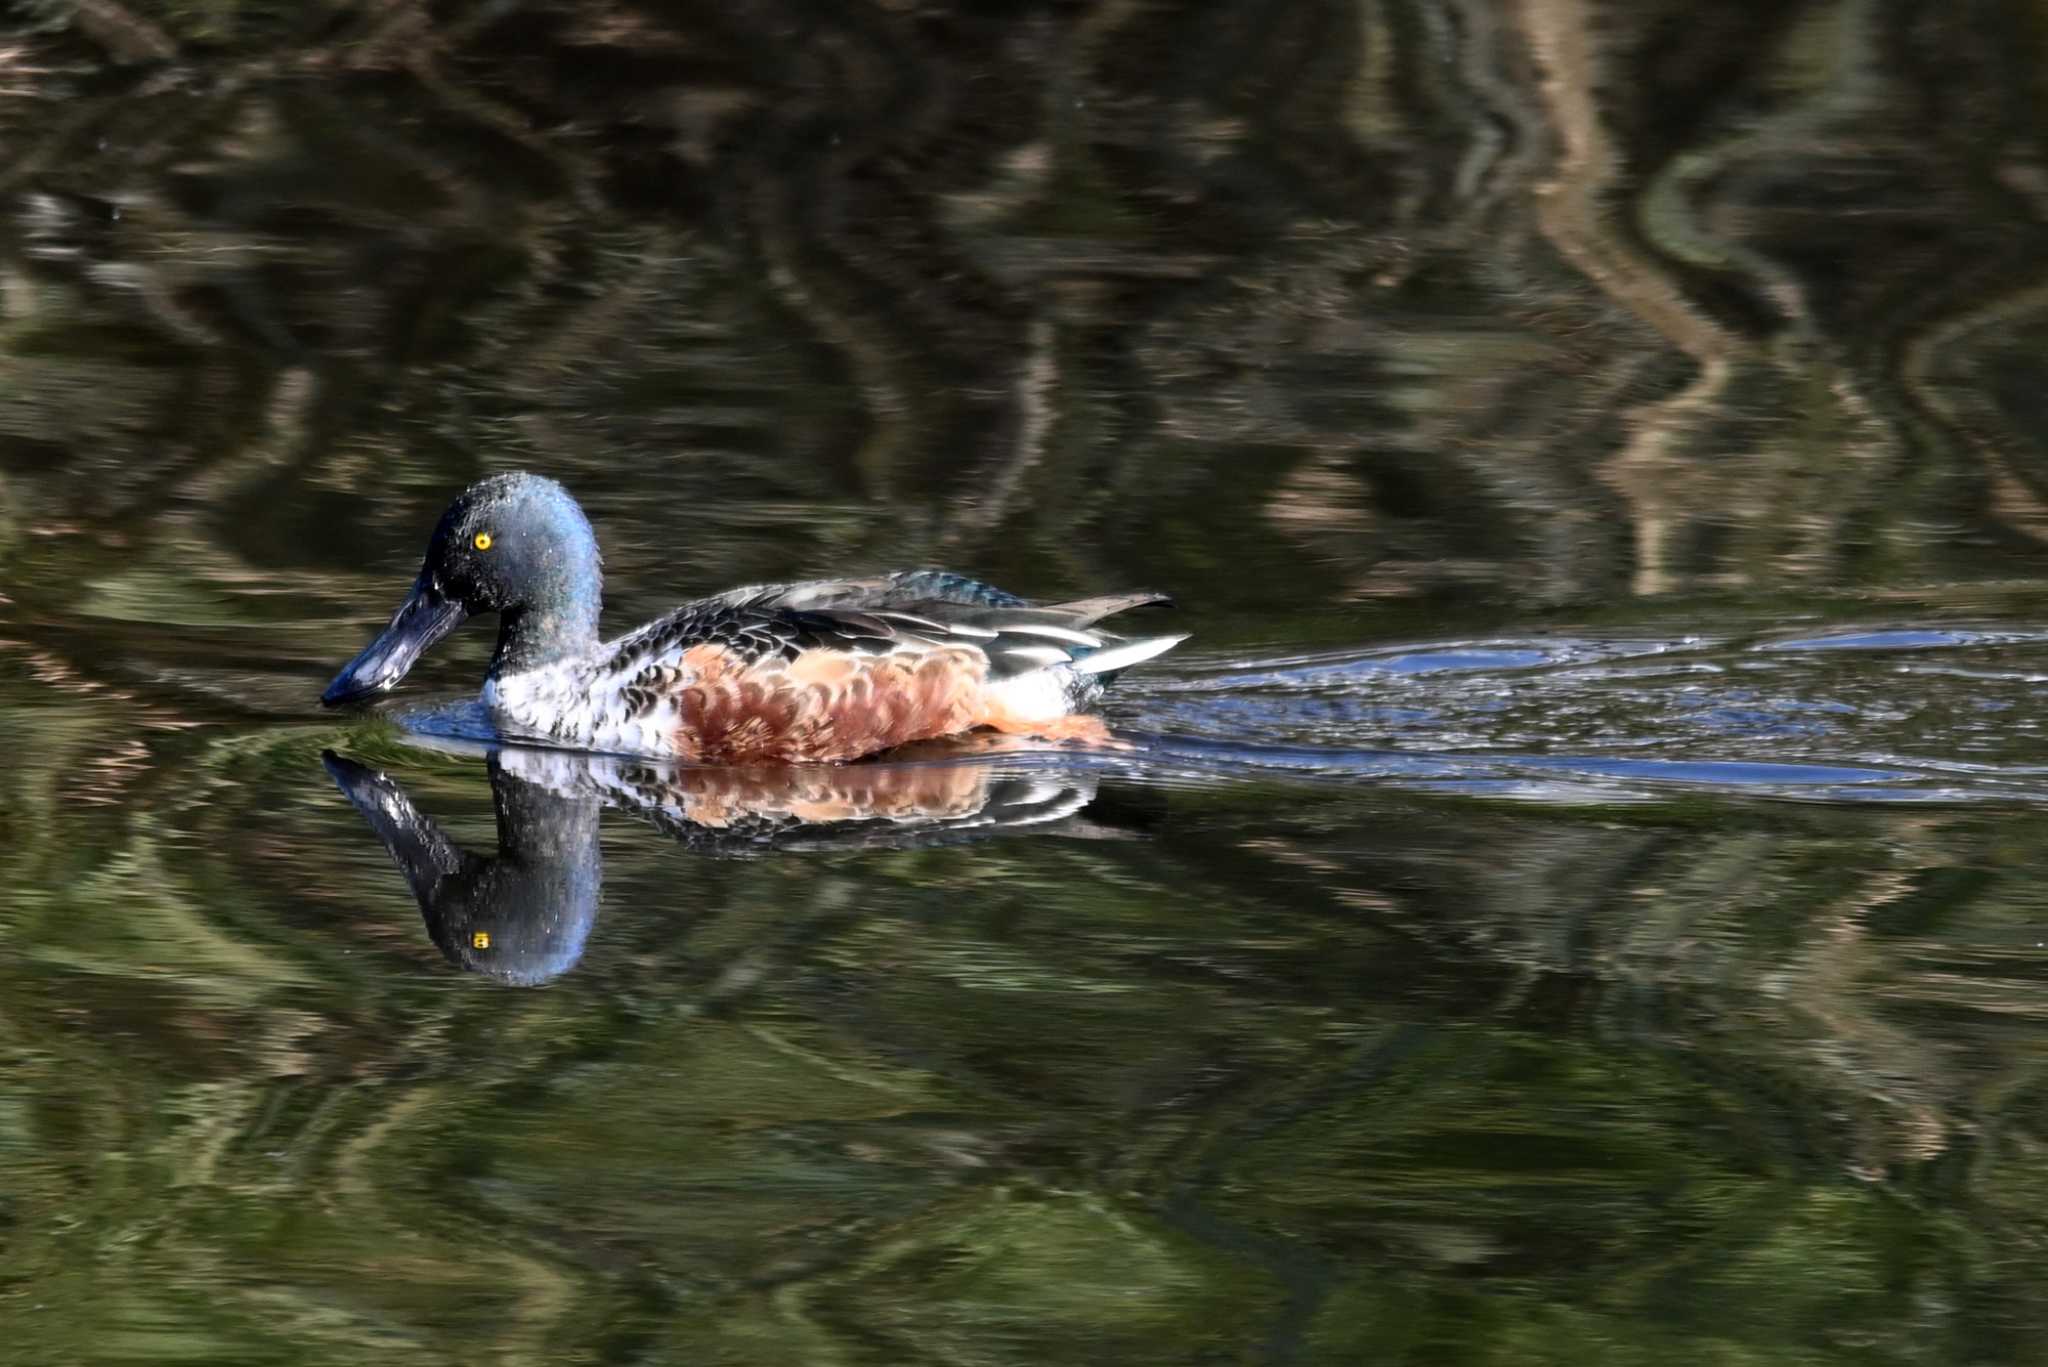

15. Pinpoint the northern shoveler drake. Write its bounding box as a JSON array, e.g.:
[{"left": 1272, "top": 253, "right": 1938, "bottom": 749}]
[{"left": 320, "top": 473, "right": 1186, "bottom": 762}]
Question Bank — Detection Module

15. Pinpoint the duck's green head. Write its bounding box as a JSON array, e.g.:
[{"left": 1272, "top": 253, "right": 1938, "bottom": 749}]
[{"left": 322, "top": 472, "right": 602, "bottom": 707}]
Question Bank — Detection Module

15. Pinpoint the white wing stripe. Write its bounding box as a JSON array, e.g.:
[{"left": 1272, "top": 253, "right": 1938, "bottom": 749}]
[
  {"left": 1069, "top": 634, "right": 1188, "bottom": 675},
  {"left": 1001, "top": 624, "right": 1102, "bottom": 646},
  {"left": 1003, "top": 645, "right": 1072, "bottom": 666}
]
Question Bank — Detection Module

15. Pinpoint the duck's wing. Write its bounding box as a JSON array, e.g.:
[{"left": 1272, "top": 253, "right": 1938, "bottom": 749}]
[
  {"left": 609, "top": 591, "right": 1176, "bottom": 683},
  {"left": 694, "top": 569, "right": 1174, "bottom": 625},
  {"left": 694, "top": 569, "right": 1028, "bottom": 613}
]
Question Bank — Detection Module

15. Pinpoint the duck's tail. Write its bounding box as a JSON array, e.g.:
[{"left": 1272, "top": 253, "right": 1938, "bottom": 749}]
[{"left": 962, "top": 593, "right": 1184, "bottom": 723}]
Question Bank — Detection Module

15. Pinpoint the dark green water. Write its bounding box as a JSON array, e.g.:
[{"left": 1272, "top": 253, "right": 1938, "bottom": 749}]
[{"left": 14, "top": 2, "right": 2048, "bottom": 1363}]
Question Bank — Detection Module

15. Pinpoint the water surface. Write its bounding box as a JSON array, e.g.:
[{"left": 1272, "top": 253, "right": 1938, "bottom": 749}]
[
  {"left": 12, "top": 622, "right": 2048, "bottom": 1363},
  {"left": 13, "top": 2, "right": 2048, "bottom": 1363}
]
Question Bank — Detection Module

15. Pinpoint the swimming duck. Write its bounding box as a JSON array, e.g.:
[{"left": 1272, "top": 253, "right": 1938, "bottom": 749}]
[{"left": 321, "top": 473, "right": 1185, "bottom": 762}]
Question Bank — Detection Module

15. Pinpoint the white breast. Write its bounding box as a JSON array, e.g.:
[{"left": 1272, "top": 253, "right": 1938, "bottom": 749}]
[{"left": 483, "top": 659, "right": 689, "bottom": 757}]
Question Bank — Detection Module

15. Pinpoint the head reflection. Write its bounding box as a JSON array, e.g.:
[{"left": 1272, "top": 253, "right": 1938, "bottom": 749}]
[{"left": 324, "top": 742, "right": 1115, "bottom": 985}]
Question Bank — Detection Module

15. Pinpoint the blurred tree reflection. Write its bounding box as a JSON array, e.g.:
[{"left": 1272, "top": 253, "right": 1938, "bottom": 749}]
[{"left": 10, "top": 0, "right": 2048, "bottom": 674}]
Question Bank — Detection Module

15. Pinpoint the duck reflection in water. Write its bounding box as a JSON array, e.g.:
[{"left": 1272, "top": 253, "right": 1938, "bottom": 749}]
[{"left": 323, "top": 740, "right": 1124, "bottom": 985}]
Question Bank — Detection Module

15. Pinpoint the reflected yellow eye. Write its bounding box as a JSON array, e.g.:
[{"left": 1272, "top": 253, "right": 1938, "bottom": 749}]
[
  {"left": 472, "top": 931, "right": 491, "bottom": 950},
  {"left": 473, "top": 532, "right": 493, "bottom": 551}
]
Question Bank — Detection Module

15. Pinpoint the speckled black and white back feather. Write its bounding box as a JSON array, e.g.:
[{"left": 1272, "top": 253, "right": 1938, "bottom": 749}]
[
  {"left": 614, "top": 570, "right": 1179, "bottom": 693},
  {"left": 612, "top": 591, "right": 1176, "bottom": 680}
]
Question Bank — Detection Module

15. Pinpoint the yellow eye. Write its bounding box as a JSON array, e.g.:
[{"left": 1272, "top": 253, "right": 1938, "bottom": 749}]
[
  {"left": 472, "top": 931, "right": 491, "bottom": 950},
  {"left": 473, "top": 532, "right": 493, "bottom": 551}
]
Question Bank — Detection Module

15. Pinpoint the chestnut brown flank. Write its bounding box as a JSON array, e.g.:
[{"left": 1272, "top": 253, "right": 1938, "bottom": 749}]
[{"left": 672, "top": 644, "right": 996, "bottom": 763}]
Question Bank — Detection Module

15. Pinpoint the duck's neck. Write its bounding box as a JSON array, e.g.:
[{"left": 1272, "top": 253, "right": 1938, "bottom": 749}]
[{"left": 491, "top": 560, "right": 603, "bottom": 679}]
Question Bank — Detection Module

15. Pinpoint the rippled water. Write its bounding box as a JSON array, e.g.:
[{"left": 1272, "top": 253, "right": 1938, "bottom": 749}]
[
  {"left": 1139, "top": 626, "right": 2048, "bottom": 800},
  {"left": 14, "top": 616, "right": 2048, "bottom": 1360},
  {"left": 15, "top": 1, "right": 2048, "bottom": 1362}
]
